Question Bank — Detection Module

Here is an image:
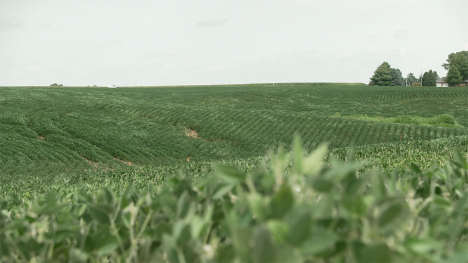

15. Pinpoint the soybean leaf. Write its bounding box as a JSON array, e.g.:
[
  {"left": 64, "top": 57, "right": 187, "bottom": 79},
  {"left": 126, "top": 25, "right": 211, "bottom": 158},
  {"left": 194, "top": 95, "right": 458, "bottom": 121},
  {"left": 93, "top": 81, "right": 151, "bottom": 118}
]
[
  {"left": 96, "top": 236, "right": 119, "bottom": 256},
  {"left": 267, "top": 220, "right": 290, "bottom": 244},
  {"left": 453, "top": 192, "right": 468, "bottom": 217},
  {"left": 370, "top": 169, "right": 387, "bottom": 200},
  {"left": 252, "top": 227, "right": 275, "bottom": 263},
  {"left": 378, "top": 202, "right": 410, "bottom": 231},
  {"left": 271, "top": 184, "right": 294, "bottom": 219},
  {"left": 323, "top": 162, "right": 360, "bottom": 182},
  {"left": 300, "top": 228, "right": 337, "bottom": 255},
  {"left": 232, "top": 229, "right": 252, "bottom": 261},
  {"left": 213, "top": 184, "right": 236, "bottom": 200},
  {"left": 288, "top": 211, "right": 312, "bottom": 246},
  {"left": 88, "top": 205, "right": 110, "bottom": 225},
  {"left": 313, "top": 195, "right": 334, "bottom": 219},
  {"left": 404, "top": 238, "right": 440, "bottom": 255},
  {"left": 69, "top": 249, "right": 88, "bottom": 263},
  {"left": 96, "top": 187, "right": 114, "bottom": 205},
  {"left": 433, "top": 196, "right": 451, "bottom": 208},
  {"left": 176, "top": 191, "right": 191, "bottom": 219},
  {"left": 439, "top": 244, "right": 468, "bottom": 263},
  {"left": 342, "top": 174, "right": 367, "bottom": 196},
  {"left": 248, "top": 193, "right": 269, "bottom": 220},
  {"left": 411, "top": 163, "right": 422, "bottom": 174},
  {"left": 292, "top": 135, "right": 304, "bottom": 174},
  {"left": 215, "top": 244, "right": 236, "bottom": 263},
  {"left": 215, "top": 165, "right": 246, "bottom": 183},
  {"left": 303, "top": 144, "right": 328, "bottom": 176},
  {"left": 273, "top": 244, "right": 302, "bottom": 263},
  {"left": 452, "top": 148, "right": 468, "bottom": 169},
  {"left": 342, "top": 196, "right": 368, "bottom": 216},
  {"left": 175, "top": 223, "right": 192, "bottom": 248},
  {"left": 312, "top": 178, "right": 334, "bottom": 193},
  {"left": 361, "top": 244, "right": 392, "bottom": 263}
]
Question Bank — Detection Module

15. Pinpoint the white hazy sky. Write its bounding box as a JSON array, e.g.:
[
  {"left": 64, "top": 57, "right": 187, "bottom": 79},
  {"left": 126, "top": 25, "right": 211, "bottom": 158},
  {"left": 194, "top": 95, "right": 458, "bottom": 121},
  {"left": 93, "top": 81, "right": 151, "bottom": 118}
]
[{"left": 1, "top": 0, "right": 467, "bottom": 86}]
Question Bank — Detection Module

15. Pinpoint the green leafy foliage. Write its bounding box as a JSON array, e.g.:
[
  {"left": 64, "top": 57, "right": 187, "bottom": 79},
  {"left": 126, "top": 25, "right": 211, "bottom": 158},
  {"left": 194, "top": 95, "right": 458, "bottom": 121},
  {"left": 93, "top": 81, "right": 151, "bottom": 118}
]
[
  {"left": 406, "top": 73, "right": 418, "bottom": 86},
  {"left": 390, "top": 68, "right": 405, "bottom": 86},
  {"left": 442, "top": 51, "right": 468, "bottom": 81},
  {"left": 1, "top": 141, "right": 467, "bottom": 262},
  {"left": 371, "top": 62, "right": 393, "bottom": 86},
  {"left": 422, "top": 70, "right": 439, "bottom": 87},
  {"left": 447, "top": 66, "right": 463, "bottom": 86}
]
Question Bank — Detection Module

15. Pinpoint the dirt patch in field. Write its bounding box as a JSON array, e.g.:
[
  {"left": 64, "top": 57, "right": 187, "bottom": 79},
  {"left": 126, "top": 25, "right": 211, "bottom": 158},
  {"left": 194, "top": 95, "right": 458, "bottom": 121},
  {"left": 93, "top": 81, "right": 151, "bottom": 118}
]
[
  {"left": 82, "top": 156, "right": 98, "bottom": 171},
  {"left": 39, "top": 136, "right": 44, "bottom": 140},
  {"left": 185, "top": 129, "right": 199, "bottom": 138},
  {"left": 114, "top": 157, "right": 132, "bottom": 166},
  {"left": 182, "top": 126, "right": 226, "bottom": 144},
  {"left": 82, "top": 156, "right": 115, "bottom": 171}
]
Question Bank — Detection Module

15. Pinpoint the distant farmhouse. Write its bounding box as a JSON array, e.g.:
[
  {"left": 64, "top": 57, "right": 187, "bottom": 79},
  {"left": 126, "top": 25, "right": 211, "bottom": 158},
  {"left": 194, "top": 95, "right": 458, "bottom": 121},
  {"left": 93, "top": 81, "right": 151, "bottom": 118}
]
[
  {"left": 436, "top": 78, "right": 449, "bottom": 87},
  {"left": 436, "top": 78, "right": 468, "bottom": 87},
  {"left": 108, "top": 85, "right": 119, "bottom": 88}
]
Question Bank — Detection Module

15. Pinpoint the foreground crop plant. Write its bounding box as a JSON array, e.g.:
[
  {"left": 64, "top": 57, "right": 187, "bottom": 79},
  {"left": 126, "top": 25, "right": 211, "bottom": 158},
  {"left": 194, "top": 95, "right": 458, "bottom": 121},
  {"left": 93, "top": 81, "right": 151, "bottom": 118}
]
[{"left": 1, "top": 137, "right": 467, "bottom": 263}]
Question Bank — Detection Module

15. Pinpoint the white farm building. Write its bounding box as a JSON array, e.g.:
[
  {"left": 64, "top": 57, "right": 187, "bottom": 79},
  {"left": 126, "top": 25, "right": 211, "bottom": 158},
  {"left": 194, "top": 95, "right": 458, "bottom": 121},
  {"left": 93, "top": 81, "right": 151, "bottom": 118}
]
[
  {"left": 436, "top": 78, "right": 449, "bottom": 87},
  {"left": 436, "top": 78, "right": 468, "bottom": 87},
  {"left": 108, "top": 85, "right": 119, "bottom": 88}
]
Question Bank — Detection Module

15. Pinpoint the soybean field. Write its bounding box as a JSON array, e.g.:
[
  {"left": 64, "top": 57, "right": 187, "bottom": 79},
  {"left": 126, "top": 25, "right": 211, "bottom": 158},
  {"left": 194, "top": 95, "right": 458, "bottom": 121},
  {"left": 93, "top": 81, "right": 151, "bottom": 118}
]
[
  {"left": 2, "top": 84, "right": 468, "bottom": 263},
  {"left": 1, "top": 84, "right": 468, "bottom": 192}
]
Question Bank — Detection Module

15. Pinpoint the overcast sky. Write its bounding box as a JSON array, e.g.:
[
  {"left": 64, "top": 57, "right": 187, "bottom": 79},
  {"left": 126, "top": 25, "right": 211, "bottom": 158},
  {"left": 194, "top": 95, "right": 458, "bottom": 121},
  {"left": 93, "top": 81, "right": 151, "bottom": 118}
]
[{"left": 1, "top": 0, "right": 467, "bottom": 86}]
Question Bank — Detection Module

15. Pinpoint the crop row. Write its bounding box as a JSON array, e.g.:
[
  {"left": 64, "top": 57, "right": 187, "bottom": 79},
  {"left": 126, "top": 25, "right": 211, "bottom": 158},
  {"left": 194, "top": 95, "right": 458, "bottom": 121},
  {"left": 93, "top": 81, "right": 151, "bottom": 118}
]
[
  {"left": 192, "top": 86, "right": 468, "bottom": 101},
  {"left": 284, "top": 88, "right": 468, "bottom": 101},
  {"left": 5, "top": 104, "right": 467, "bottom": 163},
  {"left": 2, "top": 100, "right": 467, "bottom": 172},
  {"left": 151, "top": 105, "right": 467, "bottom": 148},
  {"left": 330, "top": 135, "right": 468, "bottom": 171}
]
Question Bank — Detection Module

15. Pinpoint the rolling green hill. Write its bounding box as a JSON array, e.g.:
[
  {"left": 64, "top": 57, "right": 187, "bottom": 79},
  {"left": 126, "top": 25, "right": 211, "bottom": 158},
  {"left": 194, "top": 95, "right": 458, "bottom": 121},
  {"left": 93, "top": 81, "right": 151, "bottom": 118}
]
[{"left": 1, "top": 84, "right": 468, "bottom": 195}]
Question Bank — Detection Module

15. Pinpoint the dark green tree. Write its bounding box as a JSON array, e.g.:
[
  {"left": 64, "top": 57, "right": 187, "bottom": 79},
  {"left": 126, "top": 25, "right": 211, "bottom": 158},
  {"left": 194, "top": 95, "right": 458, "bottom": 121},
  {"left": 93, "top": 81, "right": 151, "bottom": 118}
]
[
  {"left": 370, "top": 62, "right": 392, "bottom": 86},
  {"left": 390, "top": 68, "right": 404, "bottom": 86},
  {"left": 422, "top": 72, "right": 429, "bottom": 86},
  {"left": 446, "top": 66, "right": 463, "bottom": 86},
  {"left": 421, "top": 70, "right": 438, "bottom": 86},
  {"left": 406, "top": 73, "right": 417, "bottom": 86},
  {"left": 429, "top": 70, "right": 439, "bottom": 86},
  {"left": 442, "top": 51, "right": 468, "bottom": 81}
]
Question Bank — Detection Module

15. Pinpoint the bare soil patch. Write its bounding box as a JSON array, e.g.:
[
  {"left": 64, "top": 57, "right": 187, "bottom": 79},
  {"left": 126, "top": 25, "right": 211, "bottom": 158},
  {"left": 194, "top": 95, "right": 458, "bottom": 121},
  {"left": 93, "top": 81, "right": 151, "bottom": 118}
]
[
  {"left": 182, "top": 126, "right": 226, "bottom": 143},
  {"left": 185, "top": 129, "right": 199, "bottom": 138},
  {"left": 82, "top": 156, "right": 98, "bottom": 171},
  {"left": 114, "top": 157, "right": 132, "bottom": 166}
]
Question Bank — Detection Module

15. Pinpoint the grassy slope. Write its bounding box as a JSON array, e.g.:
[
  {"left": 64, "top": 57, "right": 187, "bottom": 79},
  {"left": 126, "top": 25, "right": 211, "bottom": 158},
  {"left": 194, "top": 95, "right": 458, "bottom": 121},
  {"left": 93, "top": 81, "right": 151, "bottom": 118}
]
[{"left": 1, "top": 85, "right": 467, "bottom": 196}]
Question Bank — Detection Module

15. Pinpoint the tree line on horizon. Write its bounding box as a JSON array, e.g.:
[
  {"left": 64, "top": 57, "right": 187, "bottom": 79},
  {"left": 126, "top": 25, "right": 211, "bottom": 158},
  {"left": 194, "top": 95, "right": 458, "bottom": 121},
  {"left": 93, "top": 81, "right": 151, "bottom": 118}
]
[{"left": 370, "top": 51, "right": 468, "bottom": 87}]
